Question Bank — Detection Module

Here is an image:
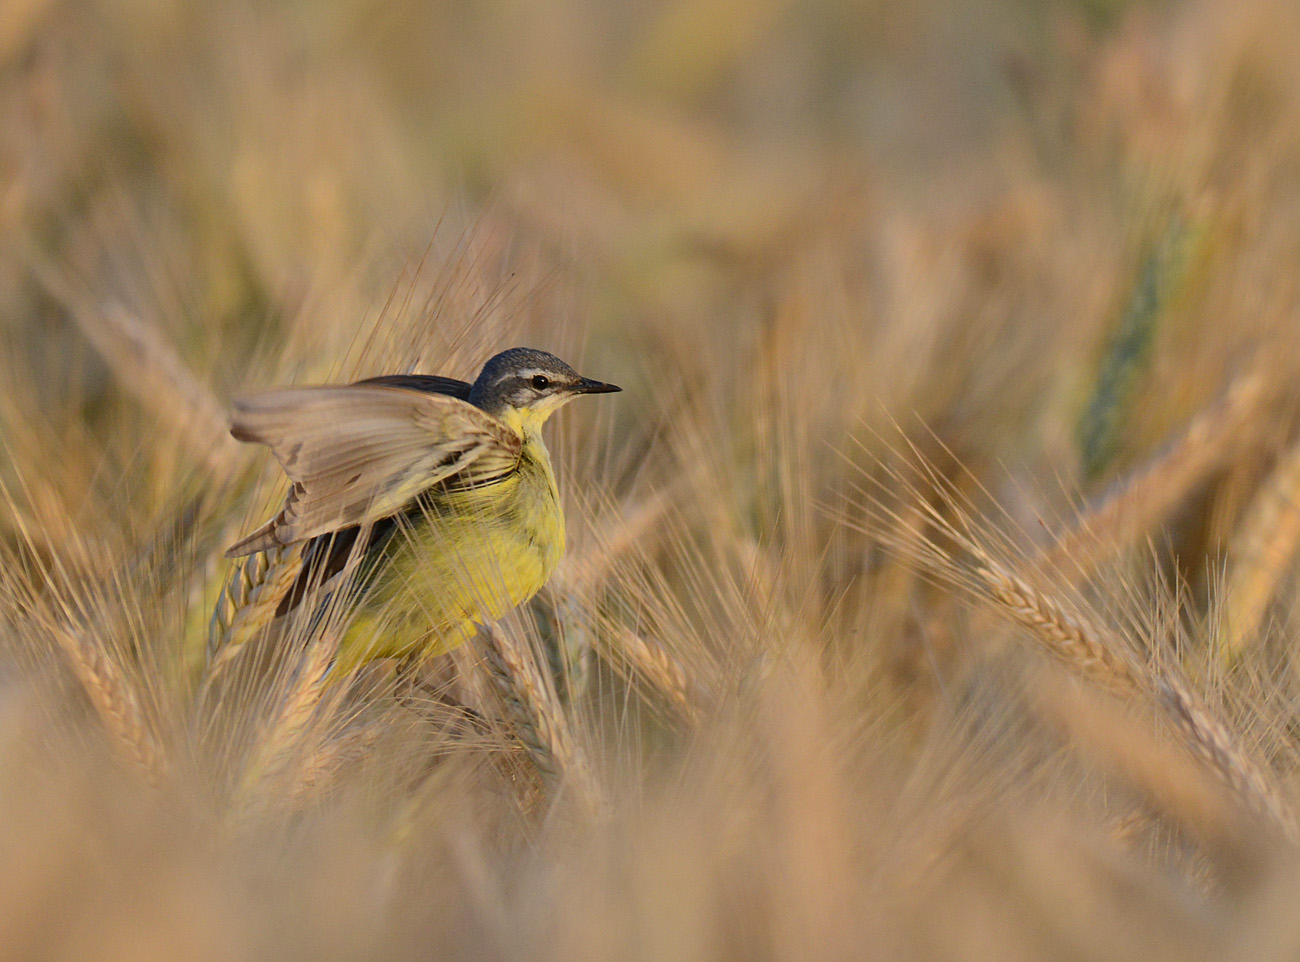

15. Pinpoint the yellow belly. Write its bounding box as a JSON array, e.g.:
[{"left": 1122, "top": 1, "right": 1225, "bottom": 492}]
[{"left": 333, "top": 436, "right": 564, "bottom": 671}]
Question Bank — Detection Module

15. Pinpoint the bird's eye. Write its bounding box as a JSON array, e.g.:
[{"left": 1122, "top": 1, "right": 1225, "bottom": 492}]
[{"left": 531, "top": 374, "right": 550, "bottom": 390}]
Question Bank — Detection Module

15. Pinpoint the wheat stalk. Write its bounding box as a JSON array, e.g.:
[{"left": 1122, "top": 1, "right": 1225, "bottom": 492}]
[
  {"left": 1154, "top": 673, "right": 1298, "bottom": 839},
  {"left": 1217, "top": 440, "right": 1300, "bottom": 662},
  {"left": 610, "top": 625, "right": 703, "bottom": 723},
  {"left": 975, "top": 560, "right": 1139, "bottom": 696},
  {"left": 851, "top": 406, "right": 1300, "bottom": 841},
  {"left": 477, "top": 622, "right": 603, "bottom": 815},
  {"left": 203, "top": 544, "right": 303, "bottom": 683},
  {"left": 1028, "top": 667, "right": 1246, "bottom": 852},
  {"left": 1077, "top": 217, "right": 1181, "bottom": 479},
  {"left": 234, "top": 630, "right": 343, "bottom": 812},
  {"left": 560, "top": 490, "right": 673, "bottom": 594},
  {"left": 49, "top": 621, "right": 168, "bottom": 784},
  {"left": 548, "top": 490, "right": 680, "bottom": 706},
  {"left": 1043, "top": 371, "right": 1272, "bottom": 584},
  {"left": 971, "top": 550, "right": 1298, "bottom": 839},
  {"left": 541, "top": 587, "right": 594, "bottom": 705},
  {"left": 284, "top": 720, "right": 386, "bottom": 808},
  {"left": 29, "top": 257, "right": 236, "bottom": 474}
]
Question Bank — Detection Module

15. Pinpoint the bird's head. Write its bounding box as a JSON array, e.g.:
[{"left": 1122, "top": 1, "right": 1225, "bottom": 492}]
[{"left": 467, "top": 347, "right": 621, "bottom": 434}]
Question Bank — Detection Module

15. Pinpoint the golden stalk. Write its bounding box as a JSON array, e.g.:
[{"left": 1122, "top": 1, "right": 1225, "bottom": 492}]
[
  {"left": 558, "top": 490, "right": 673, "bottom": 594},
  {"left": 1154, "top": 673, "right": 1298, "bottom": 840},
  {"left": 50, "top": 622, "right": 168, "bottom": 785},
  {"left": 203, "top": 544, "right": 303, "bottom": 682},
  {"left": 1043, "top": 371, "right": 1272, "bottom": 584},
  {"left": 1217, "top": 440, "right": 1300, "bottom": 662},
  {"left": 31, "top": 256, "right": 236, "bottom": 473},
  {"left": 971, "top": 550, "right": 1298, "bottom": 840},
  {"left": 1028, "top": 667, "right": 1248, "bottom": 852},
  {"left": 477, "top": 623, "right": 603, "bottom": 814},
  {"left": 283, "top": 721, "right": 385, "bottom": 808},
  {"left": 549, "top": 488, "right": 708, "bottom": 721},
  {"left": 235, "top": 631, "right": 343, "bottom": 812},
  {"left": 975, "top": 560, "right": 1139, "bottom": 696},
  {"left": 609, "top": 624, "right": 703, "bottom": 723}
]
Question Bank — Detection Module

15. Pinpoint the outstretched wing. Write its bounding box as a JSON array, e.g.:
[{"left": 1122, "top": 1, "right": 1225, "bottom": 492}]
[
  {"left": 353, "top": 373, "right": 472, "bottom": 399},
  {"left": 225, "top": 384, "right": 520, "bottom": 557}
]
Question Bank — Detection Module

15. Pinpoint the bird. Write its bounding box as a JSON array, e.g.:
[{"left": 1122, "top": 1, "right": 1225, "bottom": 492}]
[{"left": 224, "top": 347, "right": 621, "bottom": 673}]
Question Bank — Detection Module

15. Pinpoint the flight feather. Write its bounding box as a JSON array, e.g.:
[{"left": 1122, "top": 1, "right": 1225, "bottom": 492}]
[{"left": 225, "top": 384, "right": 521, "bottom": 557}]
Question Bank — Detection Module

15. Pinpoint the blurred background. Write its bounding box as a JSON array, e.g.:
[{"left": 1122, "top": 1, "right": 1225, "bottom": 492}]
[
  {"left": 8, "top": 0, "right": 1300, "bottom": 959},
  {"left": 7, "top": 0, "right": 1297, "bottom": 484},
  {"left": 0, "top": 0, "right": 1173, "bottom": 399}
]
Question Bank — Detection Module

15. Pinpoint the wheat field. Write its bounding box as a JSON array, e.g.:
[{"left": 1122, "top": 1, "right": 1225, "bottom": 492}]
[{"left": 6, "top": 0, "right": 1300, "bottom": 959}]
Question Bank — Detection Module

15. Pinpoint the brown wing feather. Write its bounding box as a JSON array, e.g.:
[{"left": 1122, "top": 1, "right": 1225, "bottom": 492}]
[
  {"left": 353, "top": 373, "right": 472, "bottom": 399},
  {"left": 225, "top": 384, "right": 520, "bottom": 558}
]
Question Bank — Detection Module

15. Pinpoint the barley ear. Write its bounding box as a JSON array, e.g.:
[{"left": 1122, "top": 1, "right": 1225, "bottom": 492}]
[
  {"left": 973, "top": 552, "right": 1298, "bottom": 839},
  {"left": 477, "top": 623, "right": 603, "bottom": 816},
  {"left": 1217, "top": 441, "right": 1300, "bottom": 663},
  {"left": 51, "top": 622, "right": 168, "bottom": 785},
  {"left": 234, "top": 630, "right": 344, "bottom": 815},
  {"left": 204, "top": 544, "right": 302, "bottom": 684},
  {"left": 1047, "top": 371, "right": 1272, "bottom": 583}
]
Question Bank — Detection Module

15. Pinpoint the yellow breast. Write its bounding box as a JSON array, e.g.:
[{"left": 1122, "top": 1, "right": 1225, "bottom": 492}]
[{"left": 334, "top": 431, "right": 565, "bottom": 669}]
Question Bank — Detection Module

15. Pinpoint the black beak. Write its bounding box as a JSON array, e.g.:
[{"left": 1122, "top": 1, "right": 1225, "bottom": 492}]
[{"left": 575, "top": 377, "right": 621, "bottom": 395}]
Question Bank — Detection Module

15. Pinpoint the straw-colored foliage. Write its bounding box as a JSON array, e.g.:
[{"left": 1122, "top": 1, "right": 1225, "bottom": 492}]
[{"left": 11, "top": 0, "right": 1300, "bottom": 958}]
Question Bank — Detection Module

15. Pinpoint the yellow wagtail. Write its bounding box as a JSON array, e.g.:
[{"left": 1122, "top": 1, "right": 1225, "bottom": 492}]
[{"left": 224, "top": 347, "right": 620, "bottom": 671}]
